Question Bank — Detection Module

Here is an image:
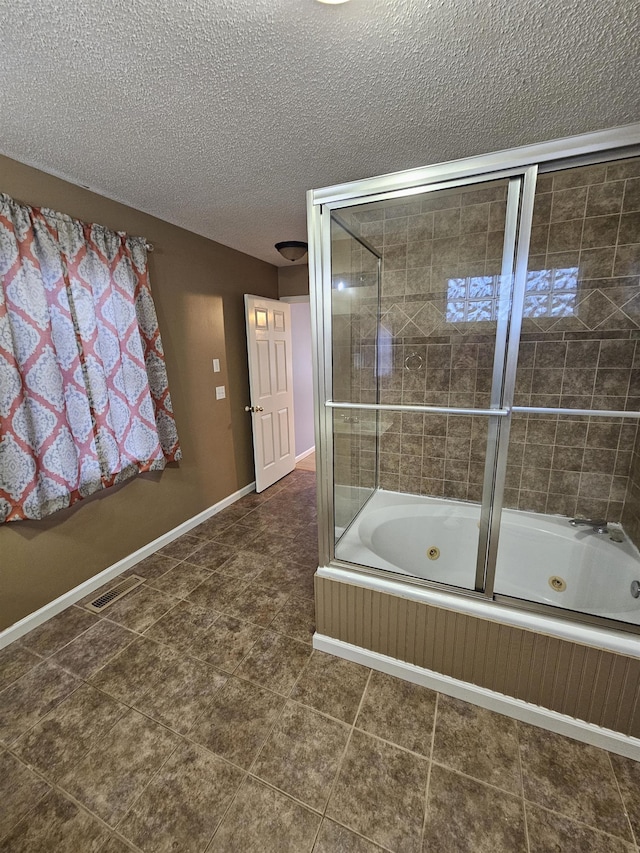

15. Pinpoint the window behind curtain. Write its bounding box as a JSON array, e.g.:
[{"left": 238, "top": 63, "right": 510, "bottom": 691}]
[{"left": 0, "top": 192, "right": 181, "bottom": 523}]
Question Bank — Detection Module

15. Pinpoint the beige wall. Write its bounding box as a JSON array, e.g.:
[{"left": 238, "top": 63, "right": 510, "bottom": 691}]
[
  {"left": 0, "top": 155, "right": 278, "bottom": 630},
  {"left": 277, "top": 264, "right": 309, "bottom": 298}
]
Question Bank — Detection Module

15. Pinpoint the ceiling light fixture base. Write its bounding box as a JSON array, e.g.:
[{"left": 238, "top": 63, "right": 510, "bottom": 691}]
[{"left": 275, "top": 240, "right": 308, "bottom": 262}]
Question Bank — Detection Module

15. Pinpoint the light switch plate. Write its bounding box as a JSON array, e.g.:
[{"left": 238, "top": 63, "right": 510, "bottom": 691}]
[
  {"left": 212, "top": 358, "right": 220, "bottom": 373},
  {"left": 215, "top": 385, "right": 226, "bottom": 400}
]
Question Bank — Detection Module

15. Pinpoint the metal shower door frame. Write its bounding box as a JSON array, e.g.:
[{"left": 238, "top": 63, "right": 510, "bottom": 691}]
[
  {"left": 310, "top": 165, "right": 534, "bottom": 598},
  {"left": 327, "top": 213, "right": 384, "bottom": 544},
  {"left": 307, "top": 122, "right": 640, "bottom": 607}
]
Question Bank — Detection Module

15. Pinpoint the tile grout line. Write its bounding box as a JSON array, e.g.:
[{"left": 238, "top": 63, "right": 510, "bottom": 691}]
[
  {"left": 243, "top": 650, "right": 312, "bottom": 778},
  {"left": 153, "top": 611, "right": 311, "bottom": 670},
  {"left": 0, "top": 671, "right": 91, "bottom": 753},
  {"left": 230, "top": 643, "right": 312, "bottom": 698},
  {"left": 0, "top": 756, "right": 52, "bottom": 845},
  {"left": 201, "top": 770, "right": 250, "bottom": 849},
  {"left": 310, "top": 667, "right": 375, "bottom": 852},
  {"left": 244, "top": 772, "right": 325, "bottom": 817},
  {"left": 18, "top": 609, "right": 106, "bottom": 661},
  {"left": 0, "top": 646, "right": 59, "bottom": 686},
  {"left": 351, "top": 715, "right": 438, "bottom": 762},
  {"left": 74, "top": 678, "right": 251, "bottom": 851},
  {"left": 138, "top": 579, "right": 312, "bottom": 683},
  {"left": 58, "top": 668, "right": 244, "bottom": 776},
  {"left": 427, "top": 757, "right": 535, "bottom": 800},
  {"left": 99, "top": 834, "right": 142, "bottom": 853},
  {"left": 142, "top": 565, "right": 218, "bottom": 600},
  {"left": 158, "top": 724, "right": 247, "bottom": 779},
  {"left": 220, "top": 586, "right": 295, "bottom": 630},
  {"left": 6, "top": 678, "right": 130, "bottom": 764},
  {"left": 514, "top": 719, "right": 531, "bottom": 853},
  {"left": 155, "top": 608, "right": 262, "bottom": 674},
  {"left": 606, "top": 750, "right": 639, "bottom": 849},
  {"left": 7, "top": 675, "right": 212, "bottom": 845},
  {"left": 524, "top": 798, "right": 640, "bottom": 849},
  {"left": 204, "top": 641, "right": 324, "bottom": 851},
  {"left": 420, "top": 691, "right": 438, "bottom": 848},
  {"left": 50, "top": 626, "right": 142, "bottom": 682},
  {"left": 122, "top": 555, "right": 191, "bottom": 592},
  {"left": 316, "top": 815, "right": 396, "bottom": 853},
  {"left": 100, "top": 594, "right": 179, "bottom": 626},
  {"left": 77, "top": 628, "right": 179, "bottom": 690},
  {"left": 111, "top": 736, "right": 184, "bottom": 843},
  {"left": 1, "top": 748, "right": 145, "bottom": 852}
]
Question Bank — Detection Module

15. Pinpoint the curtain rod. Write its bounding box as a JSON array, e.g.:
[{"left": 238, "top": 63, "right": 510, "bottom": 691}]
[{"left": 2, "top": 192, "right": 157, "bottom": 252}]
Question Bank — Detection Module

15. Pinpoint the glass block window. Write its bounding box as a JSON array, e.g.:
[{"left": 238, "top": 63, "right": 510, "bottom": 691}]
[
  {"left": 446, "top": 267, "right": 578, "bottom": 323},
  {"left": 522, "top": 267, "right": 579, "bottom": 319}
]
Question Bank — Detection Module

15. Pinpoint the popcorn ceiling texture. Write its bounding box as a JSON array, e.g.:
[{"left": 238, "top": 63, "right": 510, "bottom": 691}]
[{"left": 0, "top": 0, "right": 639, "bottom": 265}]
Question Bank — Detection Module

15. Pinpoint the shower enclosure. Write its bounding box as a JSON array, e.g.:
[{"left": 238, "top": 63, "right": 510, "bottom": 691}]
[{"left": 308, "top": 125, "right": 640, "bottom": 635}]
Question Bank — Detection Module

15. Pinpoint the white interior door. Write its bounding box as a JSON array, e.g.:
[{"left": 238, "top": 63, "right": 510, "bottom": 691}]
[{"left": 245, "top": 294, "right": 296, "bottom": 491}]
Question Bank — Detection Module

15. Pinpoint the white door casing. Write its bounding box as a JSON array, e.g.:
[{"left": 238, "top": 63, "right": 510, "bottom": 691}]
[{"left": 244, "top": 294, "right": 296, "bottom": 491}]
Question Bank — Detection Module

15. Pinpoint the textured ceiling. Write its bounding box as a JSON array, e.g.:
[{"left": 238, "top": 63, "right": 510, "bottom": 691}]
[{"left": 1, "top": 0, "right": 639, "bottom": 266}]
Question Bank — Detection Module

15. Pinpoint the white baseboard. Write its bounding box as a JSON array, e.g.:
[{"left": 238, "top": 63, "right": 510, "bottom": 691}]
[
  {"left": 0, "top": 482, "right": 256, "bottom": 650},
  {"left": 295, "top": 447, "right": 315, "bottom": 463},
  {"left": 313, "top": 633, "right": 640, "bottom": 762}
]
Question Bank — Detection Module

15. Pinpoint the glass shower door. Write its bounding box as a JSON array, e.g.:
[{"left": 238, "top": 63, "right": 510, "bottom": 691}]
[
  {"left": 328, "top": 174, "right": 524, "bottom": 592},
  {"left": 492, "top": 157, "right": 640, "bottom": 625},
  {"left": 330, "top": 214, "right": 381, "bottom": 540}
]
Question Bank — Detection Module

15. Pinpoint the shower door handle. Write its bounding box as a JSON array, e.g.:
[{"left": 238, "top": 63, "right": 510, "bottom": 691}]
[{"left": 244, "top": 405, "right": 264, "bottom": 413}]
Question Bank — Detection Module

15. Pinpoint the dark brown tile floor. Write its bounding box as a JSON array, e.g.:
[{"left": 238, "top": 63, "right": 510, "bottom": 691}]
[{"left": 1, "top": 468, "right": 639, "bottom": 851}]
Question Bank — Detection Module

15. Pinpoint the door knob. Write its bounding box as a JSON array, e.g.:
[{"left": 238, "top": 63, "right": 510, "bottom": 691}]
[{"left": 244, "top": 405, "right": 264, "bottom": 412}]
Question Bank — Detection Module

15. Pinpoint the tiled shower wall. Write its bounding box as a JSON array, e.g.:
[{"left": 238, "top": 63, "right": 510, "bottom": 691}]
[
  {"left": 508, "top": 159, "right": 640, "bottom": 527},
  {"left": 345, "top": 181, "right": 509, "bottom": 504},
  {"left": 338, "top": 157, "right": 640, "bottom": 538}
]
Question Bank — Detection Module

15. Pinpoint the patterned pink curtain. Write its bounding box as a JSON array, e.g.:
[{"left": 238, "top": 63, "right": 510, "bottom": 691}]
[{"left": 0, "top": 192, "right": 181, "bottom": 523}]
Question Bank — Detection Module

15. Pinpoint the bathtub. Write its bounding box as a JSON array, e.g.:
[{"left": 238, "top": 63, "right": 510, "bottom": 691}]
[{"left": 334, "top": 489, "right": 640, "bottom": 627}]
